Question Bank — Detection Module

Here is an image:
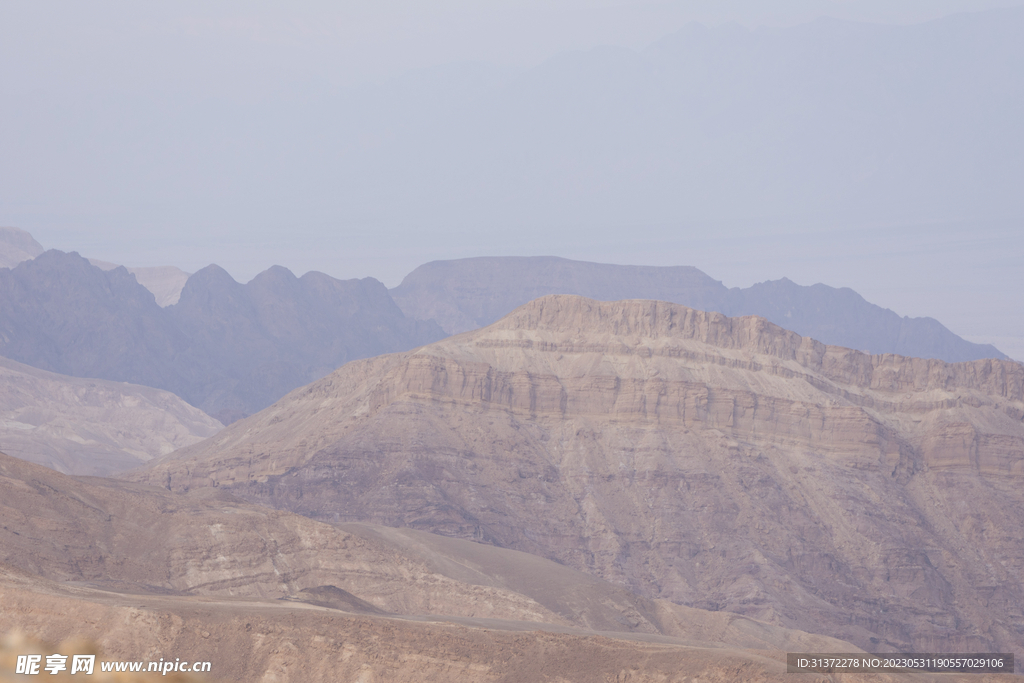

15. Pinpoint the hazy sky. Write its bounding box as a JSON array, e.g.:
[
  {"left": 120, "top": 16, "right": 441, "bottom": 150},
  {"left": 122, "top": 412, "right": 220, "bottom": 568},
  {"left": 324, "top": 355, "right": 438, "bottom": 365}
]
[{"left": 1, "top": 1, "right": 1022, "bottom": 358}]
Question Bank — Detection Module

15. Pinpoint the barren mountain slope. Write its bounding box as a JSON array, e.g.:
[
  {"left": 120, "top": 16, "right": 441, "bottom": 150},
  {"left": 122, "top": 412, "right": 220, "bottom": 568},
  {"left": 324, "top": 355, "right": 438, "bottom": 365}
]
[
  {"left": 90, "top": 258, "right": 191, "bottom": 307},
  {"left": 0, "top": 571, "right": 857, "bottom": 683},
  {"left": 135, "top": 295, "right": 1024, "bottom": 654},
  {"left": 0, "top": 452, "right": 871, "bottom": 683},
  {"left": 0, "top": 356, "right": 222, "bottom": 475},
  {"left": 0, "top": 452, "right": 560, "bottom": 626}
]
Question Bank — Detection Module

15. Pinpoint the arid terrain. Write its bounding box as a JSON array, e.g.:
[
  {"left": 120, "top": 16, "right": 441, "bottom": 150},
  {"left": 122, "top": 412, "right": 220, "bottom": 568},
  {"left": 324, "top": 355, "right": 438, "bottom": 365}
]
[
  {"left": 4, "top": 4, "right": 1023, "bottom": 679},
  {"left": 133, "top": 296, "right": 1024, "bottom": 657},
  {"left": 3, "top": 294, "right": 1023, "bottom": 681},
  {"left": 0, "top": 356, "right": 222, "bottom": 475},
  {"left": 1, "top": 451, "right": 881, "bottom": 682}
]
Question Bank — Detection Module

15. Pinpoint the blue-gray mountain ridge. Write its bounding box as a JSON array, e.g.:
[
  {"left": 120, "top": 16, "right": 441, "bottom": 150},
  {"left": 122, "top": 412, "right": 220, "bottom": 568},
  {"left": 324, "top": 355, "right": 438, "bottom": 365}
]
[
  {"left": 390, "top": 256, "right": 1004, "bottom": 363},
  {"left": 0, "top": 251, "right": 1003, "bottom": 429},
  {"left": 0, "top": 250, "right": 446, "bottom": 424}
]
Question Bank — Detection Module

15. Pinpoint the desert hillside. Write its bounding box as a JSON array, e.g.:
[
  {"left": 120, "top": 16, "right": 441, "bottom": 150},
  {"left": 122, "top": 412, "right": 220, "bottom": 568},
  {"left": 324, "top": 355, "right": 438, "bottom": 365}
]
[
  {"left": 0, "top": 356, "right": 222, "bottom": 475},
  {"left": 134, "top": 295, "right": 1024, "bottom": 654},
  {"left": 0, "top": 451, "right": 874, "bottom": 682}
]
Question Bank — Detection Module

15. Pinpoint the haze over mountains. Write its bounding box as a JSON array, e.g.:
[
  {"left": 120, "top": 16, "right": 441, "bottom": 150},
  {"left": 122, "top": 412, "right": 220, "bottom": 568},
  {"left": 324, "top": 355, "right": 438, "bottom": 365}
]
[
  {"left": 134, "top": 296, "right": 1024, "bottom": 655},
  {"left": 0, "top": 250, "right": 444, "bottom": 423},
  {"left": 2, "top": 4, "right": 1022, "bottom": 681},
  {"left": 0, "top": 227, "right": 1011, "bottom": 440},
  {"left": 8, "top": 6, "right": 1022, "bottom": 286},
  {"left": 392, "top": 256, "right": 1006, "bottom": 362},
  {"left": 1, "top": 227, "right": 190, "bottom": 307},
  {"left": 0, "top": 227, "right": 43, "bottom": 269},
  {"left": 88, "top": 259, "right": 191, "bottom": 307}
]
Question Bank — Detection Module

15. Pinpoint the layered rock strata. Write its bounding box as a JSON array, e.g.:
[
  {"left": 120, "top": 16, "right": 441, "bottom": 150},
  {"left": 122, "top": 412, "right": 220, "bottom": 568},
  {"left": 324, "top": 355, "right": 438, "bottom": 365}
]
[{"left": 135, "top": 296, "right": 1024, "bottom": 653}]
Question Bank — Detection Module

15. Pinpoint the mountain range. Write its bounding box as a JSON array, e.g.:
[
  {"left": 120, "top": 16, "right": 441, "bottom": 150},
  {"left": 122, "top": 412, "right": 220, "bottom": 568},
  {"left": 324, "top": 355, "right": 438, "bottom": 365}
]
[
  {"left": 0, "top": 250, "right": 444, "bottom": 423},
  {"left": 132, "top": 295, "right": 1024, "bottom": 655},
  {"left": 3, "top": 5, "right": 1022, "bottom": 680},
  {"left": 391, "top": 256, "right": 1006, "bottom": 362},
  {"left": 0, "top": 231, "right": 1010, "bottom": 478}
]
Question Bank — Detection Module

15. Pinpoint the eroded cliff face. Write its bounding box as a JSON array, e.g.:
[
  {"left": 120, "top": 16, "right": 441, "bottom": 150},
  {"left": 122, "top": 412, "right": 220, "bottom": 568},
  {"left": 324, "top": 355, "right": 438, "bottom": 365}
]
[{"left": 133, "top": 296, "right": 1024, "bottom": 653}]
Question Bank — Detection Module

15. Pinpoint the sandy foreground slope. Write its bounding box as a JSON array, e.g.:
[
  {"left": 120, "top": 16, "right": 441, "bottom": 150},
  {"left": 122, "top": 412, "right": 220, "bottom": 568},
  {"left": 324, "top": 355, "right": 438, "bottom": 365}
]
[
  {"left": 0, "top": 451, "right": 926, "bottom": 682},
  {"left": 5, "top": 574, "right": 1011, "bottom": 683},
  {"left": 130, "top": 295, "right": 1024, "bottom": 654}
]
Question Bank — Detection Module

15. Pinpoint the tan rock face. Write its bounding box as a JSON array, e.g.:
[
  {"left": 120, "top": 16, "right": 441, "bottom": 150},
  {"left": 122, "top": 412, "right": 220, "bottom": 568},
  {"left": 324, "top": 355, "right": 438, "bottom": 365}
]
[
  {"left": 134, "top": 296, "right": 1024, "bottom": 653},
  {"left": 0, "top": 356, "right": 223, "bottom": 475},
  {"left": 0, "top": 453, "right": 568, "bottom": 627}
]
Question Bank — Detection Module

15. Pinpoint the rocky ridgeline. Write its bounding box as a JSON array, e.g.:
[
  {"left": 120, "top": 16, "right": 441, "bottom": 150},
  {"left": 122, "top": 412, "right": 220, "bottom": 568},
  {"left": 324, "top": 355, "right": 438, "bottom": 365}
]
[
  {"left": 391, "top": 256, "right": 1006, "bottom": 362},
  {"left": 0, "top": 250, "right": 445, "bottom": 423}
]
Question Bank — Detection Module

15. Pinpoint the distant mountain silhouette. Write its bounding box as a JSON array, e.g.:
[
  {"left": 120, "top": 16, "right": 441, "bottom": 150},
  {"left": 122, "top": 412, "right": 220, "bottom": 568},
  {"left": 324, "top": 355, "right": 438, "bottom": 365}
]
[
  {"left": 390, "top": 256, "right": 1005, "bottom": 362},
  {"left": 0, "top": 251, "right": 446, "bottom": 422}
]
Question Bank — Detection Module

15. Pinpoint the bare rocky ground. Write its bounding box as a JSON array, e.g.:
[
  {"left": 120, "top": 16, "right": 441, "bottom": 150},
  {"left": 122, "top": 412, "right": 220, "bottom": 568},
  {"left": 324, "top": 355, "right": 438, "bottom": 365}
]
[
  {"left": 0, "top": 356, "right": 222, "bottom": 475},
  {"left": 0, "top": 451, "right": 913, "bottom": 682},
  {"left": 6, "top": 577, "right": 1013, "bottom": 683},
  {"left": 131, "top": 296, "right": 1024, "bottom": 655}
]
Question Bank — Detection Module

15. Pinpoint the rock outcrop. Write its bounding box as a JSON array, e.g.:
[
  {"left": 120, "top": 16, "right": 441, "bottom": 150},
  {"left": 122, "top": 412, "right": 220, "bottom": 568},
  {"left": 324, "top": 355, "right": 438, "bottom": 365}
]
[{"left": 135, "top": 295, "right": 1024, "bottom": 653}]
